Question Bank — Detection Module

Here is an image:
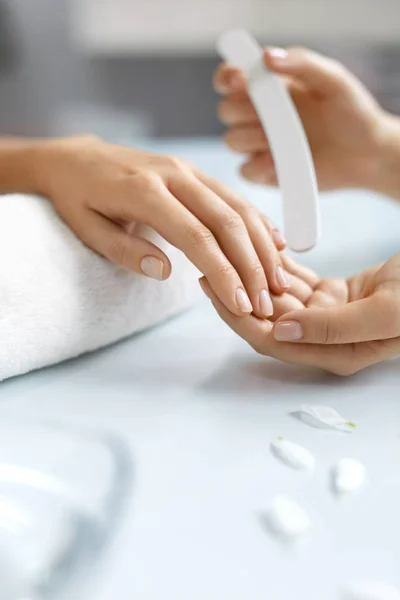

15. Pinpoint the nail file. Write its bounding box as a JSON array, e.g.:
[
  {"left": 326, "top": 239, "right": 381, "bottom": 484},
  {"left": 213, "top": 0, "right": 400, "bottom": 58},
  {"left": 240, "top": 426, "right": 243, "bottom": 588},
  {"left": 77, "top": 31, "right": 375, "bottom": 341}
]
[{"left": 217, "top": 29, "right": 320, "bottom": 252}]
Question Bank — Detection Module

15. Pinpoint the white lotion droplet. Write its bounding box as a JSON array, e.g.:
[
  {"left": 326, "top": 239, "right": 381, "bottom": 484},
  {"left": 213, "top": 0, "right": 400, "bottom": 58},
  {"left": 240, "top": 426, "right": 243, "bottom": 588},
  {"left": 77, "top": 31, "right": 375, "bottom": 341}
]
[
  {"left": 344, "top": 581, "right": 400, "bottom": 600},
  {"left": 299, "top": 404, "right": 357, "bottom": 432},
  {"left": 333, "top": 458, "right": 366, "bottom": 494},
  {"left": 267, "top": 495, "right": 311, "bottom": 539},
  {"left": 270, "top": 438, "right": 315, "bottom": 470}
]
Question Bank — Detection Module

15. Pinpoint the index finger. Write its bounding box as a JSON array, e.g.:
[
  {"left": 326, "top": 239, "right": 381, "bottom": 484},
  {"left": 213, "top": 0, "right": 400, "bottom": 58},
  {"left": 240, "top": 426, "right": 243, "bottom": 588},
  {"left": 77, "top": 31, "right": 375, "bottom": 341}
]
[
  {"left": 213, "top": 63, "right": 247, "bottom": 95},
  {"left": 110, "top": 174, "right": 255, "bottom": 317}
]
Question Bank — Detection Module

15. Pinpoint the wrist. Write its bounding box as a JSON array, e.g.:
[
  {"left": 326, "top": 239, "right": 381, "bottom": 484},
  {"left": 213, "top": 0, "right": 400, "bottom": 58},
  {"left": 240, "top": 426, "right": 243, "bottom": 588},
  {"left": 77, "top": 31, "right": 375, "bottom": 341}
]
[
  {"left": 370, "top": 112, "right": 400, "bottom": 200},
  {"left": 0, "top": 137, "right": 54, "bottom": 196},
  {"left": 33, "top": 134, "right": 101, "bottom": 198},
  {"left": 0, "top": 135, "right": 99, "bottom": 198}
]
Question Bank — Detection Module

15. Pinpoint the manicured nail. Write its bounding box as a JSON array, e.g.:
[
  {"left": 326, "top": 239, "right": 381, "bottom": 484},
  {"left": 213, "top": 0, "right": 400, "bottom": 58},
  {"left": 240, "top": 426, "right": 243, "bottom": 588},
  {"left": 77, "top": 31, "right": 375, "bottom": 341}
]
[
  {"left": 272, "top": 229, "right": 287, "bottom": 248},
  {"left": 236, "top": 288, "right": 253, "bottom": 313},
  {"left": 259, "top": 289, "right": 273, "bottom": 317},
  {"left": 268, "top": 47, "right": 288, "bottom": 61},
  {"left": 276, "top": 266, "right": 290, "bottom": 289},
  {"left": 274, "top": 321, "right": 303, "bottom": 342},
  {"left": 140, "top": 256, "right": 164, "bottom": 280}
]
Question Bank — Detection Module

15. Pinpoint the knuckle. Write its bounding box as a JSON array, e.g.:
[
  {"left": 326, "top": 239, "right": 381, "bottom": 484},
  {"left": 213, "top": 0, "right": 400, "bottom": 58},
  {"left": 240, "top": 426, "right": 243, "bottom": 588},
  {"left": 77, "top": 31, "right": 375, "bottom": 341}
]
[
  {"left": 248, "top": 261, "right": 266, "bottom": 280},
  {"left": 147, "top": 154, "right": 192, "bottom": 173},
  {"left": 164, "top": 155, "right": 190, "bottom": 172},
  {"left": 236, "top": 203, "right": 258, "bottom": 222},
  {"left": 129, "top": 170, "right": 159, "bottom": 193},
  {"left": 107, "top": 237, "right": 130, "bottom": 267},
  {"left": 214, "top": 262, "right": 237, "bottom": 279},
  {"left": 321, "top": 319, "right": 341, "bottom": 345},
  {"left": 218, "top": 211, "right": 245, "bottom": 234},
  {"left": 185, "top": 223, "right": 215, "bottom": 248}
]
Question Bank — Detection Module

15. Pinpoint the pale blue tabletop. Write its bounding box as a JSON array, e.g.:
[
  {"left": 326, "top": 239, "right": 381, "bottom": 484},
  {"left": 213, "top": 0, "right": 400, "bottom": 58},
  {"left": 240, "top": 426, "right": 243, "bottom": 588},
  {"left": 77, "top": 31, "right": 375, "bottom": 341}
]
[{"left": 1, "top": 138, "right": 400, "bottom": 600}]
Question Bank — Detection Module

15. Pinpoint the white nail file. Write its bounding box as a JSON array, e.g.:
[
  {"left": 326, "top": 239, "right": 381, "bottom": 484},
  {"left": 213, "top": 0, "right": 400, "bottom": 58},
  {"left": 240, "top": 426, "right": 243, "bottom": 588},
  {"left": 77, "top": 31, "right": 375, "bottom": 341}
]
[{"left": 217, "top": 29, "right": 320, "bottom": 252}]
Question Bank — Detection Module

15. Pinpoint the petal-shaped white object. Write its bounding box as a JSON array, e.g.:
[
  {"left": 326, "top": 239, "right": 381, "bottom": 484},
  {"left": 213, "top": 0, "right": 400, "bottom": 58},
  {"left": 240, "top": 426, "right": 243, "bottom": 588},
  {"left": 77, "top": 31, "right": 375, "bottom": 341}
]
[
  {"left": 270, "top": 438, "right": 315, "bottom": 470},
  {"left": 267, "top": 495, "right": 311, "bottom": 539},
  {"left": 333, "top": 458, "right": 366, "bottom": 494},
  {"left": 299, "top": 404, "right": 356, "bottom": 432},
  {"left": 344, "top": 581, "right": 400, "bottom": 600}
]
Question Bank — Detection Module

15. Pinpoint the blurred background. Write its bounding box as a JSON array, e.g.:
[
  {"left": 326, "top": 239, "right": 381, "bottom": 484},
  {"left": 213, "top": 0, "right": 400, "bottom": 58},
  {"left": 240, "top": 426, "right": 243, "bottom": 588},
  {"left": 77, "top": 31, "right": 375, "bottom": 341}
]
[{"left": 0, "top": 0, "right": 399, "bottom": 140}]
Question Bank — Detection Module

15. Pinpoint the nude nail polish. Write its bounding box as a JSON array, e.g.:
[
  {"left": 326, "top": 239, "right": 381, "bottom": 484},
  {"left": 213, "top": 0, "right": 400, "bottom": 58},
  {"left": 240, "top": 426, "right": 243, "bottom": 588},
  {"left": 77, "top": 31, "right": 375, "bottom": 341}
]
[
  {"left": 276, "top": 266, "right": 290, "bottom": 289},
  {"left": 268, "top": 47, "right": 288, "bottom": 60},
  {"left": 140, "top": 256, "right": 164, "bottom": 280},
  {"left": 272, "top": 229, "right": 287, "bottom": 248},
  {"left": 259, "top": 290, "right": 273, "bottom": 317},
  {"left": 236, "top": 288, "right": 252, "bottom": 313},
  {"left": 274, "top": 321, "right": 303, "bottom": 341}
]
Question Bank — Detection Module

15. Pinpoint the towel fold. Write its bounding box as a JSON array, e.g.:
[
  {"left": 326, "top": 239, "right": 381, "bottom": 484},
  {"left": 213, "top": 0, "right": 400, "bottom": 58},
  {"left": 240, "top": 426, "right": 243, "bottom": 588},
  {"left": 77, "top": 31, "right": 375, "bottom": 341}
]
[{"left": 0, "top": 194, "right": 200, "bottom": 381}]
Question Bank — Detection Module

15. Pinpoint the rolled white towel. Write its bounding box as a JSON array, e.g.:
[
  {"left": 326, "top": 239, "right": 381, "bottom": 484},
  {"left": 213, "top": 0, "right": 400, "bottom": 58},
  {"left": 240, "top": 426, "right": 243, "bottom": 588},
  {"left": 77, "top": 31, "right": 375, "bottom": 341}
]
[{"left": 0, "top": 194, "right": 200, "bottom": 381}]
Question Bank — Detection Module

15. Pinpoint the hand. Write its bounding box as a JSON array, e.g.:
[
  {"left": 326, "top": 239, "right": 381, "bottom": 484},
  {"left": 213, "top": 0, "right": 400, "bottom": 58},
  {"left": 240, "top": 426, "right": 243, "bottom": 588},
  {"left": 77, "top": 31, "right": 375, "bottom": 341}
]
[
  {"left": 35, "top": 135, "right": 289, "bottom": 318},
  {"left": 200, "top": 253, "right": 400, "bottom": 375},
  {"left": 214, "top": 46, "right": 386, "bottom": 192}
]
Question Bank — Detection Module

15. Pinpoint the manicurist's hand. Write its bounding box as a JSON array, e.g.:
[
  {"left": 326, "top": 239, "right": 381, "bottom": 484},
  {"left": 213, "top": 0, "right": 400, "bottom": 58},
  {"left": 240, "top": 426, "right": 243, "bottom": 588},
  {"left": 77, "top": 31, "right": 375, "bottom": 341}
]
[
  {"left": 200, "top": 253, "right": 400, "bottom": 375},
  {"left": 33, "top": 135, "right": 290, "bottom": 318},
  {"left": 214, "top": 46, "right": 388, "bottom": 192}
]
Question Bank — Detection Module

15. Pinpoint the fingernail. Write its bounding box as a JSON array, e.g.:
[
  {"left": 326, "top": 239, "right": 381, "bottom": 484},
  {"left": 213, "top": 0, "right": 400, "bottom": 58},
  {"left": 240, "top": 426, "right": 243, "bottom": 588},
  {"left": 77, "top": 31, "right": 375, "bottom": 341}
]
[
  {"left": 272, "top": 229, "right": 287, "bottom": 248},
  {"left": 268, "top": 47, "right": 288, "bottom": 61},
  {"left": 274, "top": 321, "right": 303, "bottom": 342},
  {"left": 236, "top": 288, "right": 253, "bottom": 314},
  {"left": 259, "top": 289, "right": 273, "bottom": 317},
  {"left": 276, "top": 266, "right": 290, "bottom": 289},
  {"left": 140, "top": 256, "right": 164, "bottom": 280}
]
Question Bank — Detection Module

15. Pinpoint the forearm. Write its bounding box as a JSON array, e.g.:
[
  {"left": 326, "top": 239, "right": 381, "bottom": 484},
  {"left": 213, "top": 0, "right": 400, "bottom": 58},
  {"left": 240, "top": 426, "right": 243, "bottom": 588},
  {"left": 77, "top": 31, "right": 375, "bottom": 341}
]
[
  {"left": 0, "top": 137, "right": 48, "bottom": 195},
  {"left": 372, "top": 114, "right": 400, "bottom": 201}
]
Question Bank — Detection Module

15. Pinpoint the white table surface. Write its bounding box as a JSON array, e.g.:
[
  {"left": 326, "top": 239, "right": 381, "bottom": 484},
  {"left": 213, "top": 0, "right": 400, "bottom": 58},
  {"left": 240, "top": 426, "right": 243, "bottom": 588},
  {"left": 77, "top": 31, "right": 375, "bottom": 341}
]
[{"left": 1, "top": 139, "right": 400, "bottom": 600}]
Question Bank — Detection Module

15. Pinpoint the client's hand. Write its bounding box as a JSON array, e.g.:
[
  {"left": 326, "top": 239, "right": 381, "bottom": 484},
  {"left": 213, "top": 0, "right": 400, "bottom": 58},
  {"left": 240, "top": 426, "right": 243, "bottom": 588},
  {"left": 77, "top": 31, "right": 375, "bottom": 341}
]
[
  {"left": 36, "top": 135, "right": 288, "bottom": 318},
  {"left": 200, "top": 253, "right": 400, "bottom": 375},
  {"left": 214, "top": 46, "right": 386, "bottom": 192}
]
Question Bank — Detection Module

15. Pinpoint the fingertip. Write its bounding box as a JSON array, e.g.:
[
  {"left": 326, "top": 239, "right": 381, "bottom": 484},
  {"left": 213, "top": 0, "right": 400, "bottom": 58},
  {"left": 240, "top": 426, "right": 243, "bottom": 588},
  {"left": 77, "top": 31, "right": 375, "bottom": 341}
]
[
  {"left": 161, "top": 259, "right": 172, "bottom": 280},
  {"left": 213, "top": 65, "right": 245, "bottom": 94},
  {"left": 271, "top": 229, "right": 287, "bottom": 250},
  {"left": 158, "top": 254, "right": 173, "bottom": 281},
  {"left": 273, "top": 319, "right": 304, "bottom": 342},
  {"left": 240, "top": 162, "right": 266, "bottom": 185},
  {"left": 258, "top": 289, "right": 274, "bottom": 318},
  {"left": 140, "top": 255, "right": 171, "bottom": 281},
  {"left": 199, "top": 276, "right": 211, "bottom": 298},
  {"left": 271, "top": 265, "right": 291, "bottom": 296},
  {"left": 240, "top": 152, "right": 276, "bottom": 186},
  {"left": 264, "top": 47, "right": 289, "bottom": 70}
]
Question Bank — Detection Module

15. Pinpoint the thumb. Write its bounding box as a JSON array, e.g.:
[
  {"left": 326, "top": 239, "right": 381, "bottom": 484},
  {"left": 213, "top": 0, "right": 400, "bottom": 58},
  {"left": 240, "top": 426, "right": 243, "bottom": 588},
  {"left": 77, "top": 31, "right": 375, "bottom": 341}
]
[
  {"left": 78, "top": 212, "right": 172, "bottom": 279},
  {"left": 264, "top": 46, "right": 346, "bottom": 96},
  {"left": 272, "top": 293, "right": 400, "bottom": 345}
]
